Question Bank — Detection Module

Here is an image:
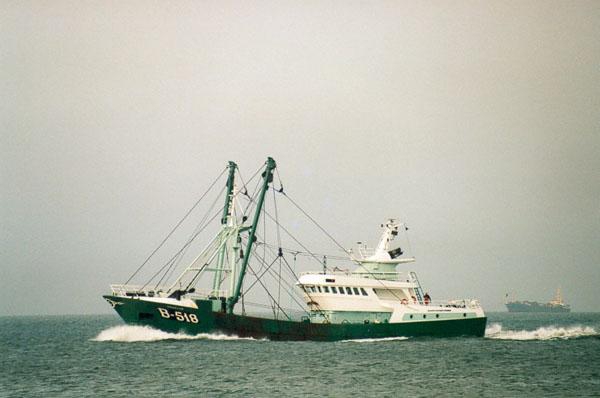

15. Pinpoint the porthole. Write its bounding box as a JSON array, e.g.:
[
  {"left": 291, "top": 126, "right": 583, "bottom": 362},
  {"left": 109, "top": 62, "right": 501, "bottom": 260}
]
[
  {"left": 435, "top": 314, "right": 439, "bottom": 318},
  {"left": 409, "top": 315, "right": 413, "bottom": 319},
  {"left": 423, "top": 314, "right": 426, "bottom": 319},
  {"left": 463, "top": 313, "right": 467, "bottom": 317}
]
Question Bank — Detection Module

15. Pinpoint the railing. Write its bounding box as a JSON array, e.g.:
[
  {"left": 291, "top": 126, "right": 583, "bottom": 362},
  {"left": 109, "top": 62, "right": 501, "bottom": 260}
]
[
  {"left": 109, "top": 284, "right": 228, "bottom": 299},
  {"left": 300, "top": 270, "right": 417, "bottom": 282},
  {"left": 109, "top": 284, "right": 160, "bottom": 296},
  {"left": 192, "top": 288, "right": 229, "bottom": 298},
  {"left": 357, "top": 247, "right": 376, "bottom": 258},
  {"left": 409, "top": 299, "right": 482, "bottom": 309}
]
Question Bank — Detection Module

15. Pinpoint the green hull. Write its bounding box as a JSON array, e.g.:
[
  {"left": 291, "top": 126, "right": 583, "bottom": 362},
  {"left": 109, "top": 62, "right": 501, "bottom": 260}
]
[{"left": 104, "top": 295, "right": 487, "bottom": 341}]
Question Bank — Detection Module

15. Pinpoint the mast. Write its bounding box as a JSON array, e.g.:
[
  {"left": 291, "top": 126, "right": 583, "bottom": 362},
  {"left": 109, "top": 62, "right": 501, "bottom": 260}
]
[
  {"left": 221, "top": 161, "right": 237, "bottom": 225},
  {"left": 169, "top": 161, "right": 239, "bottom": 295},
  {"left": 212, "top": 161, "right": 237, "bottom": 294},
  {"left": 227, "top": 157, "right": 276, "bottom": 313}
]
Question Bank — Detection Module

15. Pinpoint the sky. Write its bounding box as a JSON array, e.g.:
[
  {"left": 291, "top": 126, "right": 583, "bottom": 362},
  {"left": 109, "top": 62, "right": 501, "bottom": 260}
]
[{"left": 1, "top": 0, "right": 599, "bottom": 315}]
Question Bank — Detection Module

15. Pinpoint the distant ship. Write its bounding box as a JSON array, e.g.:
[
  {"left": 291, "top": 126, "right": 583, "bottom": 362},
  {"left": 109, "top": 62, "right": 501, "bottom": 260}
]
[{"left": 505, "top": 288, "right": 571, "bottom": 313}]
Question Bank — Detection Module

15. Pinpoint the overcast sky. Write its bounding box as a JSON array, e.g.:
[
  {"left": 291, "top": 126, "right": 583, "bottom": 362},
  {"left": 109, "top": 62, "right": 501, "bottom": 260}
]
[{"left": 2, "top": 0, "right": 599, "bottom": 315}]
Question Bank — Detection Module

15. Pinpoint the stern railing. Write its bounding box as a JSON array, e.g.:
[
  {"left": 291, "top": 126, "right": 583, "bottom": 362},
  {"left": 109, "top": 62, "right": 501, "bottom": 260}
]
[{"left": 406, "top": 299, "right": 482, "bottom": 309}]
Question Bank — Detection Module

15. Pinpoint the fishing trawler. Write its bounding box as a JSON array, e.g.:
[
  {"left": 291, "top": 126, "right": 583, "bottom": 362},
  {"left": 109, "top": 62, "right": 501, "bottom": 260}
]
[
  {"left": 505, "top": 288, "right": 571, "bottom": 313},
  {"left": 103, "top": 158, "right": 487, "bottom": 340}
]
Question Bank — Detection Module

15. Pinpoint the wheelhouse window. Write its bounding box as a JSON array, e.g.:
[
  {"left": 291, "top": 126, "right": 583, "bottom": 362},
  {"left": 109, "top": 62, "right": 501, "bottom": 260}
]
[
  {"left": 360, "top": 288, "right": 368, "bottom": 296},
  {"left": 331, "top": 286, "right": 338, "bottom": 293},
  {"left": 346, "top": 287, "right": 353, "bottom": 295},
  {"left": 339, "top": 287, "right": 345, "bottom": 294},
  {"left": 323, "top": 286, "right": 330, "bottom": 293},
  {"left": 353, "top": 287, "right": 360, "bottom": 295},
  {"left": 317, "top": 286, "right": 322, "bottom": 293}
]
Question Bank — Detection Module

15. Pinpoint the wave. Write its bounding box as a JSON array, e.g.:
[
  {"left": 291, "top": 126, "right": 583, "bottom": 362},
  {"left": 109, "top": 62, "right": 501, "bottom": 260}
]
[
  {"left": 485, "top": 323, "right": 598, "bottom": 341},
  {"left": 92, "top": 325, "right": 261, "bottom": 342},
  {"left": 341, "top": 336, "right": 409, "bottom": 343}
]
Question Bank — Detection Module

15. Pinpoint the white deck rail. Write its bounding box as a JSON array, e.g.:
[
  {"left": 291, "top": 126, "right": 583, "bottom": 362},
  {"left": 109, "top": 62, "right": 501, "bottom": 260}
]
[
  {"left": 414, "top": 299, "right": 482, "bottom": 309},
  {"left": 109, "top": 284, "right": 228, "bottom": 299},
  {"left": 300, "top": 270, "right": 417, "bottom": 282}
]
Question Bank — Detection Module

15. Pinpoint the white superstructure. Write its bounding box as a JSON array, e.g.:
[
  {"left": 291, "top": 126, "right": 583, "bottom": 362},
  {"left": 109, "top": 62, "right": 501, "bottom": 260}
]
[{"left": 297, "top": 219, "right": 485, "bottom": 324}]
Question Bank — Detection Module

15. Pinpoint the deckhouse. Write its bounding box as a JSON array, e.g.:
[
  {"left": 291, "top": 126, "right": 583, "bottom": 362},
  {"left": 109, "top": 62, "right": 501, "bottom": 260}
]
[{"left": 298, "top": 219, "right": 484, "bottom": 324}]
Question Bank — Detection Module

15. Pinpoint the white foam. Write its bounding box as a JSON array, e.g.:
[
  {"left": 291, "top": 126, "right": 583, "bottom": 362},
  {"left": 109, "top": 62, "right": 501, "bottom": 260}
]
[
  {"left": 92, "top": 325, "right": 260, "bottom": 342},
  {"left": 341, "top": 336, "right": 409, "bottom": 343},
  {"left": 485, "top": 323, "right": 598, "bottom": 341}
]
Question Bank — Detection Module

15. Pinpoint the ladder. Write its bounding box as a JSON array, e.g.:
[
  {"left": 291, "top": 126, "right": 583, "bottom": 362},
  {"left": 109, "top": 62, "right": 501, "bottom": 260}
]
[{"left": 409, "top": 271, "right": 424, "bottom": 304}]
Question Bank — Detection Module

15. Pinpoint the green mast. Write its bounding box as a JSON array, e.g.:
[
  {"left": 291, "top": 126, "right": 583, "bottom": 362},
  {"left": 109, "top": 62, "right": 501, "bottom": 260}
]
[
  {"left": 221, "top": 161, "right": 237, "bottom": 225},
  {"left": 227, "top": 157, "right": 276, "bottom": 313},
  {"left": 212, "top": 161, "right": 237, "bottom": 293}
]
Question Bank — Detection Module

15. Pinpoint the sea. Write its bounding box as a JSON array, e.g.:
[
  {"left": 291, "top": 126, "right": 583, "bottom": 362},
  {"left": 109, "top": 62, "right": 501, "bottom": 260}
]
[{"left": 1, "top": 313, "right": 599, "bottom": 397}]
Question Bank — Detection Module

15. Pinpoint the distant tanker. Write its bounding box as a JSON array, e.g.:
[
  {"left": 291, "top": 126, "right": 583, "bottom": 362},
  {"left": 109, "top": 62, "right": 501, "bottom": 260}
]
[{"left": 505, "top": 288, "right": 570, "bottom": 313}]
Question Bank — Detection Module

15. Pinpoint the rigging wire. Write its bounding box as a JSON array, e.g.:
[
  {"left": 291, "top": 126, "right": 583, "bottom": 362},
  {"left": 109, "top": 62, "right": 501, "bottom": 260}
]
[
  {"left": 272, "top": 184, "right": 282, "bottom": 319},
  {"left": 154, "top": 183, "right": 227, "bottom": 289},
  {"left": 235, "top": 182, "right": 332, "bottom": 318},
  {"left": 239, "top": 209, "right": 329, "bottom": 316},
  {"left": 139, "top": 205, "right": 224, "bottom": 292},
  {"left": 248, "top": 230, "right": 328, "bottom": 318},
  {"left": 124, "top": 166, "right": 228, "bottom": 285},
  {"left": 260, "top": 207, "right": 326, "bottom": 268},
  {"left": 179, "top": 180, "right": 264, "bottom": 293},
  {"left": 275, "top": 171, "right": 412, "bottom": 305},
  {"left": 260, "top": 191, "right": 267, "bottom": 275},
  {"left": 144, "top": 165, "right": 265, "bottom": 292},
  {"left": 241, "top": 163, "right": 265, "bottom": 217},
  {"left": 258, "top": 241, "right": 349, "bottom": 261},
  {"left": 280, "top": 190, "right": 349, "bottom": 255},
  {"left": 278, "top": 253, "right": 328, "bottom": 317},
  {"left": 245, "top": 261, "right": 292, "bottom": 321},
  {"left": 240, "top": 240, "right": 310, "bottom": 316}
]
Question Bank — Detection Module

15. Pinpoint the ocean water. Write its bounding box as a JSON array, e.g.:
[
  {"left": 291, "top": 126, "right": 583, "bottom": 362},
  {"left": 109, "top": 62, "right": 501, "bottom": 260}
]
[{"left": 1, "top": 313, "right": 599, "bottom": 397}]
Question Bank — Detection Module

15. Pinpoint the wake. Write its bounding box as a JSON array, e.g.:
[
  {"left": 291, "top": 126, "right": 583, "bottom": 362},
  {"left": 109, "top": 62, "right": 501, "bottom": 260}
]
[
  {"left": 485, "top": 323, "right": 598, "bottom": 341},
  {"left": 92, "top": 325, "right": 261, "bottom": 342},
  {"left": 92, "top": 324, "right": 598, "bottom": 343}
]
